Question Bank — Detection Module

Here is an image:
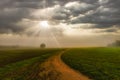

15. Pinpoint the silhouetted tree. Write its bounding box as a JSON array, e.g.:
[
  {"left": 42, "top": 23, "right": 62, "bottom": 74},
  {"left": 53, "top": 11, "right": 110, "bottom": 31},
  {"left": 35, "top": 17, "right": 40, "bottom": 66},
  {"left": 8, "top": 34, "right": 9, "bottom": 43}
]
[
  {"left": 115, "top": 40, "right": 120, "bottom": 46},
  {"left": 108, "top": 40, "right": 120, "bottom": 47},
  {"left": 40, "top": 43, "right": 46, "bottom": 48}
]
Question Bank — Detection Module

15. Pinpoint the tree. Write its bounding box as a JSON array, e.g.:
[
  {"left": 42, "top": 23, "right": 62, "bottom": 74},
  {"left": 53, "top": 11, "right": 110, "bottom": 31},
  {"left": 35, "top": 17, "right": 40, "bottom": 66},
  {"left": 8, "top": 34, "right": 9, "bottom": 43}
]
[
  {"left": 40, "top": 43, "right": 46, "bottom": 48},
  {"left": 115, "top": 40, "right": 120, "bottom": 46},
  {"left": 108, "top": 40, "right": 120, "bottom": 47}
]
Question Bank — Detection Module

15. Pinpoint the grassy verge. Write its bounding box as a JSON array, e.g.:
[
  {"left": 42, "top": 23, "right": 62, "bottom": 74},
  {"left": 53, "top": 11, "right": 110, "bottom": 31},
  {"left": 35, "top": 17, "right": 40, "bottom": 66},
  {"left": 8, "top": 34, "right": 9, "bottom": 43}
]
[
  {"left": 0, "top": 48, "right": 63, "bottom": 80},
  {"left": 61, "top": 48, "right": 120, "bottom": 80}
]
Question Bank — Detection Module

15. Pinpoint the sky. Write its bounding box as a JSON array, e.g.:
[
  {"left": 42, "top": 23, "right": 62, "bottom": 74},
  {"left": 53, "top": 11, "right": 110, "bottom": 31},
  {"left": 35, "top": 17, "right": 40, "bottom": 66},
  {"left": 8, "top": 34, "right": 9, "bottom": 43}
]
[{"left": 0, "top": 0, "right": 120, "bottom": 48}]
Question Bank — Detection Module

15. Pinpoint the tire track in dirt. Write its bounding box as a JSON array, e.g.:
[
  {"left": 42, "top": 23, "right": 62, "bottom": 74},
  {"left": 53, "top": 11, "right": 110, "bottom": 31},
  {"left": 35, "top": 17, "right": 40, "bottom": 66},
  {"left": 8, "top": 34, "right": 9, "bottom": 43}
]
[{"left": 39, "top": 50, "right": 90, "bottom": 80}]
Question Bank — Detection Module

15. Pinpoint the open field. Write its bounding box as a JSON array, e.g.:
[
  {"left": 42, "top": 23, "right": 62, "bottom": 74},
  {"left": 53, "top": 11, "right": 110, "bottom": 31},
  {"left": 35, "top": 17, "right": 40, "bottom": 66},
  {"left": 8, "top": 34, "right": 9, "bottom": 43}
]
[
  {"left": 0, "top": 48, "right": 63, "bottom": 80},
  {"left": 0, "top": 48, "right": 62, "bottom": 67},
  {"left": 61, "top": 48, "right": 120, "bottom": 80},
  {"left": 0, "top": 47, "right": 120, "bottom": 80}
]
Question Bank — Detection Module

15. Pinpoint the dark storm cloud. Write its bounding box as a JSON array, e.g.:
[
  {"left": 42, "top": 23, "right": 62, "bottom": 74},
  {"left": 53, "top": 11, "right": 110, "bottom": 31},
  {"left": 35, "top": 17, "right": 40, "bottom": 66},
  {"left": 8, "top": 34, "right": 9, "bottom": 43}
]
[
  {"left": 0, "top": 0, "right": 74, "bottom": 9},
  {"left": 0, "top": 0, "right": 42, "bottom": 9},
  {"left": 50, "top": 1, "right": 99, "bottom": 24},
  {"left": 0, "top": 0, "right": 120, "bottom": 34},
  {"left": 0, "top": 0, "right": 42, "bottom": 34},
  {"left": 49, "top": 0, "right": 120, "bottom": 31},
  {"left": 102, "top": 0, "right": 120, "bottom": 8},
  {"left": 69, "top": 0, "right": 120, "bottom": 29},
  {"left": 0, "top": 7, "right": 31, "bottom": 34},
  {"left": 0, "top": 0, "right": 74, "bottom": 34},
  {"left": 47, "top": 0, "right": 120, "bottom": 31},
  {"left": 0, "top": 0, "right": 64, "bottom": 34}
]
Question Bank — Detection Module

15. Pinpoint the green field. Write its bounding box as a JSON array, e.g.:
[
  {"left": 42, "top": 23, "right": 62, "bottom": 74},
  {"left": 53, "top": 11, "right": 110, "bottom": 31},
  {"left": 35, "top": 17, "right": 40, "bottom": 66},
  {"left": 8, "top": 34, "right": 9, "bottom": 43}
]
[
  {"left": 1, "top": 48, "right": 120, "bottom": 80},
  {"left": 62, "top": 48, "right": 120, "bottom": 80},
  {"left": 0, "top": 48, "right": 63, "bottom": 80}
]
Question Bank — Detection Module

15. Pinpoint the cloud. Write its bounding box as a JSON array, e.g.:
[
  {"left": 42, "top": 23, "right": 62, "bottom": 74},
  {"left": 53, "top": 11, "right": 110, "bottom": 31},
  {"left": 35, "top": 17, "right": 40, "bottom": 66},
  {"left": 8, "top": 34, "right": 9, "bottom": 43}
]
[
  {"left": 0, "top": 0, "right": 120, "bottom": 35},
  {"left": 65, "top": 1, "right": 96, "bottom": 16},
  {"left": 69, "top": 0, "right": 120, "bottom": 29},
  {"left": 0, "top": 8, "right": 32, "bottom": 34},
  {"left": 0, "top": 0, "right": 120, "bottom": 47}
]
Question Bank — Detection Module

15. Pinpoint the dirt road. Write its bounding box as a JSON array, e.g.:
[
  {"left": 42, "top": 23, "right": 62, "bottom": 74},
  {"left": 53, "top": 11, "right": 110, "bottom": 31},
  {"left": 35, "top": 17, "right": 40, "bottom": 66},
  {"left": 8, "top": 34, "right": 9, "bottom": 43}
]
[{"left": 39, "top": 51, "right": 90, "bottom": 80}]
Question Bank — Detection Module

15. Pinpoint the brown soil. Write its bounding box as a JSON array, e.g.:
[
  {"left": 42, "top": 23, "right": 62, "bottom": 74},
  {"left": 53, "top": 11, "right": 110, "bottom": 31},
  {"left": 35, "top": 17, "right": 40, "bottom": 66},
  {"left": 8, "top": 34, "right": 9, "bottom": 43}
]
[{"left": 39, "top": 51, "right": 90, "bottom": 80}]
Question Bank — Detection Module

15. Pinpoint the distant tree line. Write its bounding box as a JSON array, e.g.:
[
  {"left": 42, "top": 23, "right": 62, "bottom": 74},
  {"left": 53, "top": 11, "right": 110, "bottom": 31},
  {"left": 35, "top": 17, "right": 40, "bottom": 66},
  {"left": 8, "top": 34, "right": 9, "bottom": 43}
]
[
  {"left": 108, "top": 40, "right": 120, "bottom": 47},
  {"left": 0, "top": 45, "right": 19, "bottom": 48}
]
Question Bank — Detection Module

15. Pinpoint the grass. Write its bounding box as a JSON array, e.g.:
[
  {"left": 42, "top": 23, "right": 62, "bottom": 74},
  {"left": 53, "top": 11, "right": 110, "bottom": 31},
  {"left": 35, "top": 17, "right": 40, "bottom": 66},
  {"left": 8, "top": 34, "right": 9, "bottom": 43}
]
[
  {"left": 0, "top": 48, "right": 61, "bottom": 67},
  {"left": 61, "top": 47, "right": 120, "bottom": 80},
  {"left": 0, "top": 48, "right": 63, "bottom": 80}
]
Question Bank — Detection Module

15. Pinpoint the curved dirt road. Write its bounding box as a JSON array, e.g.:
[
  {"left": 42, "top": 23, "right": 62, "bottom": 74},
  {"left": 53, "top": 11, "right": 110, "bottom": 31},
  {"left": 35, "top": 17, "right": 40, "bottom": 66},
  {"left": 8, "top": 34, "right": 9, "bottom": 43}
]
[{"left": 39, "top": 51, "right": 90, "bottom": 80}]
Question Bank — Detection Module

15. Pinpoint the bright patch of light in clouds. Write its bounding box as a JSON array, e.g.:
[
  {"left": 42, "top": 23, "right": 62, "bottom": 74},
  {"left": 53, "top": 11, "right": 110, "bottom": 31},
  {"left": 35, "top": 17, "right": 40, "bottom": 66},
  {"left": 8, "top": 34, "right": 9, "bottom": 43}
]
[{"left": 39, "top": 21, "right": 49, "bottom": 28}]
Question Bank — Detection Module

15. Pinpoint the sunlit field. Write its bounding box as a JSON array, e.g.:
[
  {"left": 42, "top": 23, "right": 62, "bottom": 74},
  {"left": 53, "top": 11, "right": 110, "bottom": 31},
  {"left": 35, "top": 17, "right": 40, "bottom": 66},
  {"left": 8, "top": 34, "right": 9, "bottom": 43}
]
[{"left": 62, "top": 48, "right": 120, "bottom": 80}]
